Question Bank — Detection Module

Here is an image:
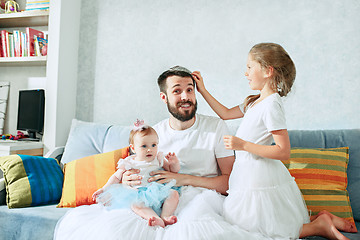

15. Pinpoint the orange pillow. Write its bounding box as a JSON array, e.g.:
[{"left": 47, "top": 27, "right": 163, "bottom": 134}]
[{"left": 57, "top": 147, "right": 129, "bottom": 208}]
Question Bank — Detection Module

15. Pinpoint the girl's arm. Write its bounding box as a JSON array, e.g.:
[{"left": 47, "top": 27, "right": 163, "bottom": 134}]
[
  {"left": 192, "top": 71, "right": 244, "bottom": 120},
  {"left": 223, "top": 129, "right": 291, "bottom": 161}
]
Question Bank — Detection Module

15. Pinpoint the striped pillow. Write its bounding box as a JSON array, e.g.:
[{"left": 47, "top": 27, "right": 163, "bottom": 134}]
[
  {"left": 0, "top": 155, "right": 63, "bottom": 208},
  {"left": 57, "top": 147, "right": 129, "bottom": 208},
  {"left": 283, "top": 147, "right": 356, "bottom": 228}
]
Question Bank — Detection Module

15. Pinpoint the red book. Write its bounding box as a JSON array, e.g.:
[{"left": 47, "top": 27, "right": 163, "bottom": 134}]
[
  {"left": 26, "top": 27, "right": 44, "bottom": 57},
  {"left": 0, "top": 30, "right": 8, "bottom": 57}
]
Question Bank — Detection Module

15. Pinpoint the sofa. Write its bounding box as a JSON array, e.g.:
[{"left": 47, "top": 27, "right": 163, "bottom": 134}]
[{"left": 0, "top": 119, "right": 359, "bottom": 240}]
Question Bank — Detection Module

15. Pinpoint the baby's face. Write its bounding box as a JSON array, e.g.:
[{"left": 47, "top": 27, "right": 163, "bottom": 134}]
[{"left": 132, "top": 133, "right": 159, "bottom": 162}]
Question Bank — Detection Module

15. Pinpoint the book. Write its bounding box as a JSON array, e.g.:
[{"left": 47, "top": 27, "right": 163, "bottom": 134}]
[
  {"left": 8, "top": 34, "right": 14, "bottom": 57},
  {"left": 1, "top": 30, "right": 8, "bottom": 57},
  {"left": 26, "top": 0, "right": 50, "bottom": 11},
  {"left": 0, "top": 35, "right": 2, "bottom": 57},
  {"left": 37, "top": 37, "right": 48, "bottom": 56},
  {"left": 13, "top": 30, "right": 21, "bottom": 57},
  {"left": 26, "top": 27, "right": 44, "bottom": 57}
]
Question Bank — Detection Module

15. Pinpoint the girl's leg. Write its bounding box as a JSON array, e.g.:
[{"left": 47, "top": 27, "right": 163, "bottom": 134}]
[
  {"left": 160, "top": 190, "right": 179, "bottom": 226},
  {"left": 131, "top": 203, "right": 165, "bottom": 228},
  {"left": 300, "top": 213, "right": 349, "bottom": 240}
]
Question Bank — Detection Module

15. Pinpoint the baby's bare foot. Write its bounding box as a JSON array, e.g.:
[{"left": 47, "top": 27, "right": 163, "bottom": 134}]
[
  {"left": 148, "top": 216, "right": 165, "bottom": 228},
  {"left": 162, "top": 215, "right": 177, "bottom": 226}
]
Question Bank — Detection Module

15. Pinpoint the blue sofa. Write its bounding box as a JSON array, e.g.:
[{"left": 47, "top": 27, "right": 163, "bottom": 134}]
[{"left": 0, "top": 121, "right": 359, "bottom": 240}]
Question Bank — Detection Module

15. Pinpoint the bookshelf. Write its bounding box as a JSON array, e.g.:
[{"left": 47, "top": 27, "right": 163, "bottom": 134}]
[
  {"left": 0, "top": 0, "right": 81, "bottom": 154},
  {"left": 0, "top": 10, "right": 49, "bottom": 63}
]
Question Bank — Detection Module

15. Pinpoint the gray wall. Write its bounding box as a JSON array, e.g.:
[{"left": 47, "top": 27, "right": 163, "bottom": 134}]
[{"left": 76, "top": 0, "right": 360, "bottom": 130}]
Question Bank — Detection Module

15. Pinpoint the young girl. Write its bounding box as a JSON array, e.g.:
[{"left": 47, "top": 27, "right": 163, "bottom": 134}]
[
  {"left": 193, "top": 43, "right": 354, "bottom": 239},
  {"left": 92, "top": 120, "right": 180, "bottom": 228}
]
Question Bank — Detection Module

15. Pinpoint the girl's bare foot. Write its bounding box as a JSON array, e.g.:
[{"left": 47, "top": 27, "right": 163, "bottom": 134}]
[
  {"left": 162, "top": 215, "right": 177, "bottom": 226},
  {"left": 316, "top": 210, "right": 357, "bottom": 233},
  {"left": 313, "top": 214, "right": 350, "bottom": 240},
  {"left": 148, "top": 216, "right": 165, "bottom": 228}
]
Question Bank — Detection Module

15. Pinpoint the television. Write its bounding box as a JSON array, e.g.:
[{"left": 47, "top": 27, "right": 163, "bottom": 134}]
[{"left": 17, "top": 89, "right": 45, "bottom": 141}]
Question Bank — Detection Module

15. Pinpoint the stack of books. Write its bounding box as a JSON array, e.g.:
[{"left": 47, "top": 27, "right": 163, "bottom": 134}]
[
  {"left": 25, "top": 0, "right": 50, "bottom": 11},
  {"left": 0, "top": 28, "right": 47, "bottom": 58}
]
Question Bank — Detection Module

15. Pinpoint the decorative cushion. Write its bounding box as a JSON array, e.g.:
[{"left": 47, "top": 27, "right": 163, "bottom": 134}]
[
  {"left": 283, "top": 147, "right": 356, "bottom": 228},
  {"left": 57, "top": 147, "right": 129, "bottom": 208},
  {"left": 0, "top": 155, "right": 63, "bottom": 208},
  {"left": 61, "top": 119, "right": 112, "bottom": 164}
]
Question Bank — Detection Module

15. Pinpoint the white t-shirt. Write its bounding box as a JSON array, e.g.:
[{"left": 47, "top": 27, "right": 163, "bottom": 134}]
[{"left": 153, "top": 114, "right": 234, "bottom": 178}]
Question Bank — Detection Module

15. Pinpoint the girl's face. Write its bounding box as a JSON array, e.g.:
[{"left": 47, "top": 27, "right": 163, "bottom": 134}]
[
  {"left": 245, "top": 54, "right": 269, "bottom": 91},
  {"left": 131, "top": 132, "right": 159, "bottom": 162}
]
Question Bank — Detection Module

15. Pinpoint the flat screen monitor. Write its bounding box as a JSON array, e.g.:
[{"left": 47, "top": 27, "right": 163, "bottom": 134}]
[{"left": 17, "top": 89, "right": 45, "bottom": 141}]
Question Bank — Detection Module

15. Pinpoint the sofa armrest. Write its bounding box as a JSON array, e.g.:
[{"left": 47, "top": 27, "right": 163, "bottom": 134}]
[{"left": 44, "top": 146, "right": 65, "bottom": 161}]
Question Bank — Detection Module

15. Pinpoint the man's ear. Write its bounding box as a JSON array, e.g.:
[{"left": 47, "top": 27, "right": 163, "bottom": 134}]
[{"left": 160, "top": 92, "right": 167, "bottom": 104}]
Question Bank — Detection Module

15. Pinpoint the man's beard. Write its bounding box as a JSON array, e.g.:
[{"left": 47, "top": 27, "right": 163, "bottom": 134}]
[{"left": 167, "top": 99, "right": 197, "bottom": 122}]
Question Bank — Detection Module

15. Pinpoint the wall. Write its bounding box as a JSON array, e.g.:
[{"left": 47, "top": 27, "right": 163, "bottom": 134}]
[{"left": 76, "top": 0, "right": 360, "bottom": 130}]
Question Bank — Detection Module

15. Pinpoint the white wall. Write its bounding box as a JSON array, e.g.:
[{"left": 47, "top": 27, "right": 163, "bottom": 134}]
[{"left": 76, "top": 0, "right": 360, "bottom": 130}]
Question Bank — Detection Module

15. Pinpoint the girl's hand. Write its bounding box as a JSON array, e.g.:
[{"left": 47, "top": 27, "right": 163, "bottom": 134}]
[
  {"left": 122, "top": 169, "right": 142, "bottom": 187},
  {"left": 192, "top": 71, "right": 206, "bottom": 93},
  {"left": 92, "top": 188, "right": 103, "bottom": 202},
  {"left": 149, "top": 170, "right": 187, "bottom": 186},
  {"left": 223, "top": 135, "right": 246, "bottom": 151}
]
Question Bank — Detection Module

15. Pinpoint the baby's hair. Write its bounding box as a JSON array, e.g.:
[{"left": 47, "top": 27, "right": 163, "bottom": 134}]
[
  {"left": 244, "top": 43, "right": 296, "bottom": 111},
  {"left": 129, "top": 126, "right": 158, "bottom": 145}
]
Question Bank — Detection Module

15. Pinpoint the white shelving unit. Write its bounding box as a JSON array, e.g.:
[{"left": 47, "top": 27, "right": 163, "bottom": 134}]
[{"left": 0, "top": 1, "right": 81, "bottom": 153}]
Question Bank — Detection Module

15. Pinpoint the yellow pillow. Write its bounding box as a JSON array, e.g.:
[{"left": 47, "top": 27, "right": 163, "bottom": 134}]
[
  {"left": 283, "top": 147, "right": 356, "bottom": 229},
  {"left": 57, "top": 147, "right": 129, "bottom": 208}
]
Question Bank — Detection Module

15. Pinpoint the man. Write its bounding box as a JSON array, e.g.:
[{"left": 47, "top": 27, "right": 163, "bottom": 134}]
[{"left": 123, "top": 66, "right": 234, "bottom": 195}]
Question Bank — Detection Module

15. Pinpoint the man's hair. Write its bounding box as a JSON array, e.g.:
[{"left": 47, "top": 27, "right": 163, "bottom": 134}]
[{"left": 157, "top": 66, "right": 195, "bottom": 94}]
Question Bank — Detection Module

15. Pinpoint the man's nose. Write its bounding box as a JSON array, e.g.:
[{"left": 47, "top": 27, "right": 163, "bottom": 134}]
[{"left": 180, "top": 91, "right": 188, "bottom": 100}]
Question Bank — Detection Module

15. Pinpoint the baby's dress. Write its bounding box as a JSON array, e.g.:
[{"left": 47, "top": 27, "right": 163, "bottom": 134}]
[
  {"left": 97, "top": 154, "right": 176, "bottom": 215},
  {"left": 223, "top": 93, "right": 310, "bottom": 239}
]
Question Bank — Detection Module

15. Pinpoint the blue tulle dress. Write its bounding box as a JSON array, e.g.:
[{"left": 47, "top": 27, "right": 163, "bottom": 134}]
[{"left": 96, "top": 154, "right": 178, "bottom": 215}]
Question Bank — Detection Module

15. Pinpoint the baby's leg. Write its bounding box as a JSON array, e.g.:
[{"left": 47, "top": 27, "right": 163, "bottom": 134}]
[
  {"left": 161, "top": 190, "right": 179, "bottom": 226},
  {"left": 131, "top": 203, "right": 165, "bottom": 228}
]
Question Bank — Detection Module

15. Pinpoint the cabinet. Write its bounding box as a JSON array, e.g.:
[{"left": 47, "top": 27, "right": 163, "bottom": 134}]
[{"left": 0, "top": 0, "right": 82, "bottom": 154}]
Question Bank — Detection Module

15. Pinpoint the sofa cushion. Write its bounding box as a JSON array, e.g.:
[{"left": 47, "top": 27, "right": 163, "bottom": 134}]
[
  {"left": 61, "top": 119, "right": 112, "bottom": 164},
  {"left": 289, "top": 129, "right": 360, "bottom": 221},
  {"left": 283, "top": 147, "right": 356, "bottom": 229},
  {"left": 0, "top": 155, "right": 63, "bottom": 208},
  {"left": 103, "top": 125, "right": 132, "bottom": 153},
  {"left": 57, "top": 147, "right": 129, "bottom": 208}
]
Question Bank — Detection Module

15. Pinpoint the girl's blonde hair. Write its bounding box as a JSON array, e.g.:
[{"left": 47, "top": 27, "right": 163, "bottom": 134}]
[{"left": 244, "top": 43, "right": 296, "bottom": 111}]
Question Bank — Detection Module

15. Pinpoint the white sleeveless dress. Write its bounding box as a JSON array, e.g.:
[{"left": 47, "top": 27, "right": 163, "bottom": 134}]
[{"left": 223, "top": 93, "right": 310, "bottom": 239}]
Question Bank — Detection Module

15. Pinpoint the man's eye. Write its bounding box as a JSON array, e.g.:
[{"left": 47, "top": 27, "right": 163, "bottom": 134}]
[{"left": 187, "top": 88, "right": 193, "bottom": 92}]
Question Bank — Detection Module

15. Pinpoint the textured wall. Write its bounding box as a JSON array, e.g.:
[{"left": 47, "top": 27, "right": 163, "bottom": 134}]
[{"left": 76, "top": 0, "right": 360, "bottom": 130}]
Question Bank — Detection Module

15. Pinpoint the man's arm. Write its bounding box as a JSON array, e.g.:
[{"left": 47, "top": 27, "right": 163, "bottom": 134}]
[{"left": 148, "top": 155, "right": 234, "bottom": 195}]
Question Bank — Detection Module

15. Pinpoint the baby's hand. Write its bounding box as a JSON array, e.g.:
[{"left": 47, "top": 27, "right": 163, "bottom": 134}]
[
  {"left": 192, "top": 71, "right": 206, "bottom": 93},
  {"left": 92, "top": 188, "right": 103, "bottom": 202},
  {"left": 165, "top": 152, "right": 180, "bottom": 173}
]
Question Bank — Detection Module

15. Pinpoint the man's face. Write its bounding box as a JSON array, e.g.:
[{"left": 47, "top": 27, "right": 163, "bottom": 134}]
[{"left": 161, "top": 76, "right": 197, "bottom": 122}]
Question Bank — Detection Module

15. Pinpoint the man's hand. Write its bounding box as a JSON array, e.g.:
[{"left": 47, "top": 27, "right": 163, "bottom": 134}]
[
  {"left": 122, "top": 169, "right": 142, "bottom": 187},
  {"left": 149, "top": 170, "right": 189, "bottom": 186}
]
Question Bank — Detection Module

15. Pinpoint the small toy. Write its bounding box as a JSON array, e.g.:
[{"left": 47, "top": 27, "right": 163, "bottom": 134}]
[{"left": 5, "top": 0, "right": 19, "bottom": 13}]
